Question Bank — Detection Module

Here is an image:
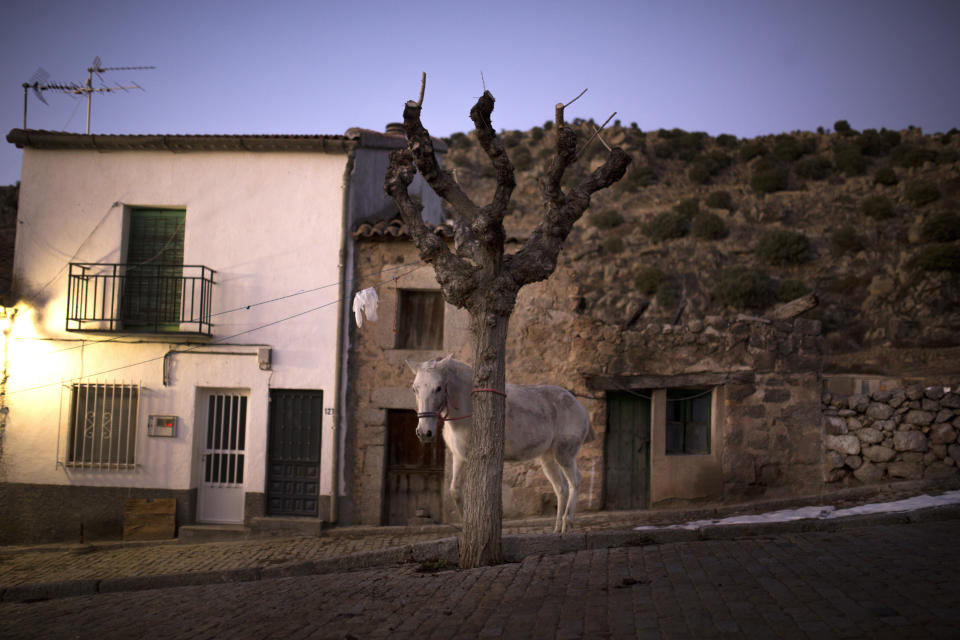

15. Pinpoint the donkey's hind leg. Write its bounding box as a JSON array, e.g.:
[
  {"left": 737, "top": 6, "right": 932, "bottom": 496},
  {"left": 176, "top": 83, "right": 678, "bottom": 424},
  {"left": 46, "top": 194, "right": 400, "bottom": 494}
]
[
  {"left": 540, "top": 453, "right": 569, "bottom": 533},
  {"left": 556, "top": 449, "right": 582, "bottom": 533}
]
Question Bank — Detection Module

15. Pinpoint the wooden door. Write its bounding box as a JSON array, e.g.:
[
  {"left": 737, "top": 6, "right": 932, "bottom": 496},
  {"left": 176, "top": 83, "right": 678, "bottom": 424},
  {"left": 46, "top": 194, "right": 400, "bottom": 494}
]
[
  {"left": 266, "top": 389, "right": 323, "bottom": 517},
  {"left": 384, "top": 409, "right": 444, "bottom": 525},
  {"left": 604, "top": 391, "right": 650, "bottom": 510}
]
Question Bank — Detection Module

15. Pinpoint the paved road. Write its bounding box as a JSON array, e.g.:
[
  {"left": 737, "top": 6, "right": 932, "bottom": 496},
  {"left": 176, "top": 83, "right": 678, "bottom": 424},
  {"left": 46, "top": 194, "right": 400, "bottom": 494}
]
[{"left": 2, "top": 520, "right": 958, "bottom": 639}]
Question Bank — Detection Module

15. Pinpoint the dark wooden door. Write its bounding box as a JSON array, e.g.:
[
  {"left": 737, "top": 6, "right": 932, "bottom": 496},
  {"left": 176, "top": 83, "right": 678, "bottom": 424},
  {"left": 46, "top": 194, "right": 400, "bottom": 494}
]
[
  {"left": 266, "top": 389, "right": 323, "bottom": 517},
  {"left": 604, "top": 391, "right": 650, "bottom": 510},
  {"left": 384, "top": 409, "right": 444, "bottom": 525}
]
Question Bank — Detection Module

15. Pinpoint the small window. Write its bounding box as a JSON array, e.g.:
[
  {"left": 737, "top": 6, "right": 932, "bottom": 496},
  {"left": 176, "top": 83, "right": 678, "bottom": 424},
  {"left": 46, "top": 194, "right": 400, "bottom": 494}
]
[
  {"left": 395, "top": 290, "right": 444, "bottom": 350},
  {"left": 665, "top": 388, "right": 711, "bottom": 455},
  {"left": 66, "top": 382, "right": 140, "bottom": 468}
]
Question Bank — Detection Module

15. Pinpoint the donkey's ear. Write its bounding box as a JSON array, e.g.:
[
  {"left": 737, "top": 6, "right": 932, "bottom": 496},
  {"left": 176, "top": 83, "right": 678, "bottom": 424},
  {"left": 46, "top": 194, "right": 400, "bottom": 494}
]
[
  {"left": 439, "top": 353, "right": 454, "bottom": 367},
  {"left": 405, "top": 358, "right": 420, "bottom": 374}
]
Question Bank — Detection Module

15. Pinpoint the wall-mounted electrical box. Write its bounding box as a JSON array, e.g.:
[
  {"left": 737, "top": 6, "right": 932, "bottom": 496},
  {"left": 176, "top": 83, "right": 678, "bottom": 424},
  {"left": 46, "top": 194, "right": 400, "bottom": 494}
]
[{"left": 148, "top": 415, "right": 178, "bottom": 437}]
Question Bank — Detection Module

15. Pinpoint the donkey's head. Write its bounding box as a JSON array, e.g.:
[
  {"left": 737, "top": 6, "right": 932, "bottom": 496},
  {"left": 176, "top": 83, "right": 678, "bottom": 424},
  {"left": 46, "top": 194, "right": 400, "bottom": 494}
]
[{"left": 407, "top": 355, "right": 453, "bottom": 443}]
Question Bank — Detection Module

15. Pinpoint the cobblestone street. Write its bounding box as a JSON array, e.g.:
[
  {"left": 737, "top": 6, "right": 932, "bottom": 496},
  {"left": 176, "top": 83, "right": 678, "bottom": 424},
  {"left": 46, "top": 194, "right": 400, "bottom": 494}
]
[{"left": 3, "top": 519, "right": 959, "bottom": 639}]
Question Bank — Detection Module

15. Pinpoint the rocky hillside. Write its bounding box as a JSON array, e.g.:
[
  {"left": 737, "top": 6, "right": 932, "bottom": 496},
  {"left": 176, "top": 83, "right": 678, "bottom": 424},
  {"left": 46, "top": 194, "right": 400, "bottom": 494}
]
[{"left": 440, "top": 120, "right": 960, "bottom": 359}]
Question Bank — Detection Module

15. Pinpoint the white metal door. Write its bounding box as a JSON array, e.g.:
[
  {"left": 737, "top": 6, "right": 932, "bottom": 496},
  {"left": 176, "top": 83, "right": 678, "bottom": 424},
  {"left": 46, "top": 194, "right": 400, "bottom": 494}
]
[{"left": 197, "top": 392, "right": 248, "bottom": 524}]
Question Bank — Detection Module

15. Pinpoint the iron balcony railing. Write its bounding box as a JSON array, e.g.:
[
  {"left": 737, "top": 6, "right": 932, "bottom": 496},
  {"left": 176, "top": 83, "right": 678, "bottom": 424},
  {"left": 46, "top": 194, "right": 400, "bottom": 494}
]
[{"left": 66, "top": 263, "right": 215, "bottom": 336}]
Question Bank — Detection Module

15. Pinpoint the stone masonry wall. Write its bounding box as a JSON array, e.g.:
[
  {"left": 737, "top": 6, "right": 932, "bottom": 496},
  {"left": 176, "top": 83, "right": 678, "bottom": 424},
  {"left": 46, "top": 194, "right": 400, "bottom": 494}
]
[{"left": 822, "top": 385, "right": 960, "bottom": 485}]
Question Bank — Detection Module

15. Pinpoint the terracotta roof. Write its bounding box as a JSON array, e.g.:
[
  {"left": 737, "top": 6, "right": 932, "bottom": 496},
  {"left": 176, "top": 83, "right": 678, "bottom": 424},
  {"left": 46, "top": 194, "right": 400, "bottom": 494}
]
[
  {"left": 6, "top": 129, "right": 355, "bottom": 153},
  {"left": 353, "top": 217, "right": 454, "bottom": 240}
]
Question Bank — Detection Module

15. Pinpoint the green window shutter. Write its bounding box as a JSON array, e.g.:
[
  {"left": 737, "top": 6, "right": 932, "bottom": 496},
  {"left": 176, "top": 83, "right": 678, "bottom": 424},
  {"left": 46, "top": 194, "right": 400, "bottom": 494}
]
[{"left": 123, "top": 209, "right": 185, "bottom": 330}]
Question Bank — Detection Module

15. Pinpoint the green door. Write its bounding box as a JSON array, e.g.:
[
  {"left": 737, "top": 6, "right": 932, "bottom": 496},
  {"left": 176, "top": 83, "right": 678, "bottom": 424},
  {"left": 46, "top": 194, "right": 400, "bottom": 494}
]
[
  {"left": 123, "top": 209, "right": 185, "bottom": 331},
  {"left": 604, "top": 391, "right": 650, "bottom": 510}
]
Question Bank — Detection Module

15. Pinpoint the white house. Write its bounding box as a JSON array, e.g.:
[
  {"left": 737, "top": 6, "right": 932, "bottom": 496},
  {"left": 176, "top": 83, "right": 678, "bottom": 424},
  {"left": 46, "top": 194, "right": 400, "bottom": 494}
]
[{"left": 1, "top": 126, "right": 443, "bottom": 543}]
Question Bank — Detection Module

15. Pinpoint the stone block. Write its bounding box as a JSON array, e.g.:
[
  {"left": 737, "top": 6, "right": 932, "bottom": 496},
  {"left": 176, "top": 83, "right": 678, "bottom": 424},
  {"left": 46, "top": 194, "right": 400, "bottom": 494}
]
[
  {"left": 925, "top": 463, "right": 958, "bottom": 479},
  {"left": 949, "top": 444, "right": 960, "bottom": 461},
  {"left": 865, "top": 403, "right": 894, "bottom": 421},
  {"left": 845, "top": 417, "right": 863, "bottom": 431},
  {"left": 904, "top": 410, "right": 935, "bottom": 426},
  {"left": 825, "top": 416, "right": 848, "bottom": 435},
  {"left": 825, "top": 434, "right": 860, "bottom": 456},
  {"left": 862, "top": 445, "right": 896, "bottom": 463},
  {"left": 893, "top": 430, "right": 928, "bottom": 452},
  {"left": 930, "top": 424, "right": 958, "bottom": 445},
  {"left": 922, "top": 398, "right": 941, "bottom": 412},
  {"left": 925, "top": 386, "right": 946, "bottom": 400},
  {"left": 905, "top": 385, "right": 925, "bottom": 401},
  {"left": 871, "top": 390, "right": 893, "bottom": 403},
  {"left": 853, "top": 461, "right": 885, "bottom": 483},
  {"left": 825, "top": 450, "right": 845, "bottom": 469},
  {"left": 763, "top": 388, "right": 791, "bottom": 403},
  {"left": 844, "top": 455, "right": 863, "bottom": 470},
  {"left": 941, "top": 392, "right": 960, "bottom": 409},
  {"left": 935, "top": 409, "right": 955, "bottom": 424},
  {"left": 887, "top": 461, "right": 923, "bottom": 480},
  {"left": 874, "top": 419, "right": 896, "bottom": 432},
  {"left": 889, "top": 391, "right": 906, "bottom": 408},
  {"left": 857, "top": 427, "right": 883, "bottom": 444},
  {"left": 848, "top": 394, "right": 870, "bottom": 412}
]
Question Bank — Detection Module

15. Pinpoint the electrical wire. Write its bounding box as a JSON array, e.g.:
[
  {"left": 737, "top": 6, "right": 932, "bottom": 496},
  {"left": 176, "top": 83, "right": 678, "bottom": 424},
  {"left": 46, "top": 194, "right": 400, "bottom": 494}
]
[{"left": 6, "top": 264, "right": 424, "bottom": 396}]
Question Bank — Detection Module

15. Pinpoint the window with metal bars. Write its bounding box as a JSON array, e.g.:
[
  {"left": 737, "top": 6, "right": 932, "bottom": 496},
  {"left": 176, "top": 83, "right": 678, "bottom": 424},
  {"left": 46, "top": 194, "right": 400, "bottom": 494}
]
[{"left": 66, "top": 382, "right": 140, "bottom": 468}]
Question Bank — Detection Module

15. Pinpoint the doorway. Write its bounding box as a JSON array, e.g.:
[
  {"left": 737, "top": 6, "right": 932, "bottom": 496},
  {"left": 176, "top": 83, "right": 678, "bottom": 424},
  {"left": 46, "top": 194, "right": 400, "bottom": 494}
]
[
  {"left": 604, "top": 391, "right": 651, "bottom": 510},
  {"left": 196, "top": 391, "right": 248, "bottom": 524},
  {"left": 383, "top": 409, "right": 444, "bottom": 525}
]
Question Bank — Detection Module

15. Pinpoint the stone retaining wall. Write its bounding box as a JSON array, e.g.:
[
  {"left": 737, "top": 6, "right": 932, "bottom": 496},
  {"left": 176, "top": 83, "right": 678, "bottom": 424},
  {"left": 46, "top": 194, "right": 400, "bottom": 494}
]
[{"left": 822, "top": 385, "right": 960, "bottom": 485}]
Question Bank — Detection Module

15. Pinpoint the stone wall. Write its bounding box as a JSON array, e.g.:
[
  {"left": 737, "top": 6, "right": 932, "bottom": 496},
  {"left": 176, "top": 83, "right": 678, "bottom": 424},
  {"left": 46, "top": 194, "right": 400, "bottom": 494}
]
[{"left": 823, "top": 385, "right": 960, "bottom": 485}]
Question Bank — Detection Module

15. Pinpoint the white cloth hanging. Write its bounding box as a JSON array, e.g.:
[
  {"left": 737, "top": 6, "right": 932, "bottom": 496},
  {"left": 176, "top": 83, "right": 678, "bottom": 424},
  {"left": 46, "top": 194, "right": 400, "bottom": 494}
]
[{"left": 352, "top": 287, "right": 379, "bottom": 327}]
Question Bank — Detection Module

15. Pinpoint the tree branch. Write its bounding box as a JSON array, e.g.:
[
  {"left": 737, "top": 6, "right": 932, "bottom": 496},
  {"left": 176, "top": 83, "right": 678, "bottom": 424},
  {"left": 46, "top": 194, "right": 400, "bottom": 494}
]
[{"left": 469, "top": 91, "right": 516, "bottom": 233}]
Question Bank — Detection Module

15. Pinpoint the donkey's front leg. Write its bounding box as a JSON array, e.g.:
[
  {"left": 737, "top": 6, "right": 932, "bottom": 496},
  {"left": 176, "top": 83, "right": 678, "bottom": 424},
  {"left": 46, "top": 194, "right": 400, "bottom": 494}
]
[{"left": 449, "top": 453, "right": 464, "bottom": 520}]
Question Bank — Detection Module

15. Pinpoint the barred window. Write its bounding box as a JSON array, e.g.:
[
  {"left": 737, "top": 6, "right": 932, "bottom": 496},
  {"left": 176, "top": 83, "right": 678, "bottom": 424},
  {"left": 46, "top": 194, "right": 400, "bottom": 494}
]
[{"left": 66, "top": 382, "right": 140, "bottom": 468}]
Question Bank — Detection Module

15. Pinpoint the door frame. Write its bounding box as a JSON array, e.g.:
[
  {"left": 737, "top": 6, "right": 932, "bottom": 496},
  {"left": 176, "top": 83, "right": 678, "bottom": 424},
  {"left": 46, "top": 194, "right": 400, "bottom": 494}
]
[{"left": 195, "top": 388, "right": 249, "bottom": 524}]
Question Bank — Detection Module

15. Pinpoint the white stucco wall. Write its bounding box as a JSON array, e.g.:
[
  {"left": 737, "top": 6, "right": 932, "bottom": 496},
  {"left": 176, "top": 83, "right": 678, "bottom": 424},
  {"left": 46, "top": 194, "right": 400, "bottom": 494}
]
[{"left": 4, "top": 146, "right": 349, "bottom": 502}]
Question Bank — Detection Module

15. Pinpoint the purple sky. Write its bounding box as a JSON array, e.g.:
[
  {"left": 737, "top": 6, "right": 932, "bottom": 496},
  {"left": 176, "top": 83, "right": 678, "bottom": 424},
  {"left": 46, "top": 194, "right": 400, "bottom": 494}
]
[{"left": 2, "top": 0, "right": 958, "bottom": 185}]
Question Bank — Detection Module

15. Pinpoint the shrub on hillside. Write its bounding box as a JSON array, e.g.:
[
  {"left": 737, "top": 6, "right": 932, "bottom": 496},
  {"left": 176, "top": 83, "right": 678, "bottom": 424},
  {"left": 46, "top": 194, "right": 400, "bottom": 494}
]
[
  {"left": 657, "top": 278, "right": 683, "bottom": 308},
  {"left": 834, "top": 120, "right": 856, "bottom": 136},
  {"left": 755, "top": 229, "right": 812, "bottom": 265},
  {"left": 714, "top": 266, "right": 776, "bottom": 310},
  {"left": 644, "top": 210, "right": 690, "bottom": 242},
  {"left": 905, "top": 179, "right": 941, "bottom": 206},
  {"left": 510, "top": 145, "right": 533, "bottom": 171},
  {"left": 920, "top": 211, "right": 960, "bottom": 243},
  {"left": 856, "top": 129, "right": 899, "bottom": 157},
  {"left": 634, "top": 266, "right": 664, "bottom": 296},
  {"left": 910, "top": 244, "right": 960, "bottom": 272},
  {"left": 873, "top": 166, "right": 898, "bottom": 186},
  {"left": 615, "top": 164, "right": 657, "bottom": 192},
  {"left": 689, "top": 150, "right": 732, "bottom": 184},
  {"left": 602, "top": 236, "right": 624, "bottom": 255},
  {"left": 795, "top": 155, "right": 833, "bottom": 180},
  {"left": 891, "top": 144, "right": 937, "bottom": 168},
  {"left": 448, "top": 132, "right": 472, "bottom": 150},
  {"left": 776, "top": 279, "right": 810, "bottom": 303},
  {"left": 750, "top": 158, "right": 789, "bottom": 193},
  {"left": 830, "top": 225, "right": 864, "bottom": 255},
  {"left": 690, "top": 211, "right": 728, "bottom": 240},
  {"left": 834, "top": 144, "right": 867, "bottom": 176},
  {"left": 706, "top": 190, "right": 734, "bottom": 210},
  {"left": 860, "top": 195, "right": 895, "bottom": 220},
  {"left": 716, "top": 134, "right": 738, "bottom": 148},
  {"left": 654, "top": 129, "right": 707, "bottom": 161},
  {"left": 773, "top": 134, "right": 814, "bottom": 162},
  {"left": 740, "top": 141, "right": 767, "bottom": 162},
  {"left": 589, "top": 208, "right": 625, "bottom": 229},
  {"left": 672, "top": 198, "right": 700, "bottom": 219}
]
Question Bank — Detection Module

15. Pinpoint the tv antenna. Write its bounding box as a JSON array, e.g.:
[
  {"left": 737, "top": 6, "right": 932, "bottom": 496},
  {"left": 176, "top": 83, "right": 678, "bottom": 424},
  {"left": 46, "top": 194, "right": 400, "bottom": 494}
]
[{"left": 21, "top": 56, "right": 155, "bottom": 133}]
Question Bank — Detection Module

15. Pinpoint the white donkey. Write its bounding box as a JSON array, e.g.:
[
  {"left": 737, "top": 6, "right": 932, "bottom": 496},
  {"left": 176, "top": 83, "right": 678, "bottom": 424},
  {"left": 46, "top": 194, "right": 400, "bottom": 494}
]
[{"left": 408, "top": 355, "right": 594, "bottom": 533}]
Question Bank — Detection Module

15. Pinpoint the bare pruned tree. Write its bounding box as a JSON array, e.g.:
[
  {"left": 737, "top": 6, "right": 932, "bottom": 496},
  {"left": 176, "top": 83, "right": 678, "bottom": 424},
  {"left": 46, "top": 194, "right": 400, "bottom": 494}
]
[{"left": 384, "top": 76, "right": 631, "bottom": 567}]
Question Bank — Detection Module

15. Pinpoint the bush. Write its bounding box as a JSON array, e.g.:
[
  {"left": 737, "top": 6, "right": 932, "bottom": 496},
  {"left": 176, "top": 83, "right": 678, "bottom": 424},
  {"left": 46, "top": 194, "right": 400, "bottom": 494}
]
[
  {"left": 920, "top": 211, "right": 960, "bottom": 243},
  {"left": 448, "top": 132, "right": 472, "bottom": 150},
  {"left": 795, "top": 155, "right": 833, "bottom": 180},
  {"left": 672, "top": 198, "right": 700, "bottom": 219},
  {"left": 450, "top": 152, "right": 471, "bottom": 167},
  {"left": 530, "top": 126, "right": 544, "bottom": 142},
  {"left": 716, "top": 134, "right": 738, "bottom": 148},
  {"left": 653, "top": 129, "right": 706, "bottom": 161},
  {"left": 635, "top": 266, "right": 664, "bottom": 295},
  {"left": 937, "top": 148, "right": 960, "bottom": 165},
  {"left": 891, "top": 144, "right": 937, "bottom": 168},
  {"left": 589, "top": 208, "right": 625, "bottom": 229},
  {"left": 501, "top": 131, "right": 523, "bottom": 148},
  {"left": 834, "top": 144, "right": 867, "bottom": 176},
  {"left": 690, "top": 211, "right": 728, "bottom": 240},
  {"left": 689, "top": 150, "right": 732, "bottom": 184},
  {"left": 834, "top": 120, "right": 856, "bottom": 136},
  {"left": 856, "top": 129, "right": 897, "bottom": 157},
  {"left": 714, "top": 266, "right": 776, "bottom": 310},
  {"left": 905, "top": 179, "right": 941, "bottom": 206},
  {"left": 755, "top": 229, "right": 812, "bottom": 265},
  {"left": 602, "top": 235, "right": 624, "bottom": 254},
  {"left": 873, "top": 166, "right": 898, "bottom": 186},
  {"left": 706, "top": 190, "right": 734, "bottom": 210},
  {"left": 773, "top": 134, "right": 813, "bottom": 162},
  {"left": 860, "top": 195, "right": 895, "bottom": 220},
  {"left": 510, "top": 145, "right": 533, "bottom": 171},
  {"left": 910, "top": 243, "right": 960, "bottom": 272},
  {"left": 740, "top": 141, "right": 767, "bottom": 162},
  {"left": 830, "top": 225, "right": 864, "bottom": 255},
  {"left": 751, "top": 158, "right": 789, "bottom": 193},
  {"left": 616, "top": 164, "right": 657, "bottom": 192},
  {"left": 776, "top": 279, "right": 810, "bottom": 302},
  {"left": 657, "top": 278, "right": 683, "bottom": 308},
  {"left": 644, "top": 211, "right": 690, "bottom": 242}
]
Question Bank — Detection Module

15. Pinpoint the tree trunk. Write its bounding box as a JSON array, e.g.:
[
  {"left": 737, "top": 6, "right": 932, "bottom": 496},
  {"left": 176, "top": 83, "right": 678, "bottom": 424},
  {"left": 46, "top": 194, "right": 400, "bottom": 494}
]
[{"left": 459, "top": 306, "right": 509, "bottom": 567}]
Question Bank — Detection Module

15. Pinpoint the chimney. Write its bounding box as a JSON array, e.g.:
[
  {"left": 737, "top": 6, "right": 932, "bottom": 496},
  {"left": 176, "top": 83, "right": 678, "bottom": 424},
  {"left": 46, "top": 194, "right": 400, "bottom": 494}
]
[{"left": 385, "top": 122, "right": 405, "bottom": 136}]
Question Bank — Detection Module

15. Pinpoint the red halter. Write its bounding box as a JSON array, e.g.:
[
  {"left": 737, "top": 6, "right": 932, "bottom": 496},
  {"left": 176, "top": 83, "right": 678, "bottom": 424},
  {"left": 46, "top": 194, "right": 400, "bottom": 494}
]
[{"left": 416, "top": 387, "right": 507, "bottom": 427}]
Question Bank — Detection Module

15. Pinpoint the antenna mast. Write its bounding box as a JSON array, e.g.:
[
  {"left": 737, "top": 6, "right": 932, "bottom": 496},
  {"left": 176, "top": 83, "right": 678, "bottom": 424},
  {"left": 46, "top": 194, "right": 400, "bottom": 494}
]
[{"left": 21, "top": 56, "right": 154, "bottom": 133}]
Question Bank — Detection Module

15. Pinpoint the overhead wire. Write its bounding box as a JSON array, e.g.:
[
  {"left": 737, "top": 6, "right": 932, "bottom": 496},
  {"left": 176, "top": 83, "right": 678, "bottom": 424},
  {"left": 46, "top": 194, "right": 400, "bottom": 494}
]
[{"left": 7, "top": 263, "right": 425, "bottom": 395}]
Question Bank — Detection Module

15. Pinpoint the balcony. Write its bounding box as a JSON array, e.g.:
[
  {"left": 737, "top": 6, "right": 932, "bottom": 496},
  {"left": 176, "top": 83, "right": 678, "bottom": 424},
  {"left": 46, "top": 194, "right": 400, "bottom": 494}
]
[{"left": 66, "top": 263, "right": 215, "bottom": 336}]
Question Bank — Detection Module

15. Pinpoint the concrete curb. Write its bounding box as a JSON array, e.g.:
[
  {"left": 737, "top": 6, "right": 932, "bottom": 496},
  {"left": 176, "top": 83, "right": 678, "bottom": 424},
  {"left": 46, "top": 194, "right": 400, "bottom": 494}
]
[{"left": 3, "top": 504, "right": 959, "bottom": 604}]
